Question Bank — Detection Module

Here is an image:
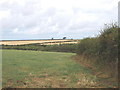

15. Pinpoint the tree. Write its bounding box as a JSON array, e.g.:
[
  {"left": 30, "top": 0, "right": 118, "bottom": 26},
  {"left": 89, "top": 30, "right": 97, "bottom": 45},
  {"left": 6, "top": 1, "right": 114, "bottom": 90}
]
[
  {"left": 63, "top": 37, "right": 66, "bottom": 39},
  {"left": 51, "top": 38, "right": 54, "bottom": 40}
]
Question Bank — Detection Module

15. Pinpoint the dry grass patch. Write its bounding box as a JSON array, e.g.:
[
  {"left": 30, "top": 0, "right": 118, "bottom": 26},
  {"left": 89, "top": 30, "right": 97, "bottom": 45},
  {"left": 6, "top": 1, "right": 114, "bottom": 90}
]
[{"left": 73, "top": 55, "right": 118, "bottom": 88}]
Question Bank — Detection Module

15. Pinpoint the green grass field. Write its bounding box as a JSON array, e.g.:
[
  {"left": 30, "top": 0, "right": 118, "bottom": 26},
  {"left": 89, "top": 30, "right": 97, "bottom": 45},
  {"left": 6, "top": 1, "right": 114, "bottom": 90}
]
[{"left": 2, "top": 50, "right": 117, "bottom": 88}]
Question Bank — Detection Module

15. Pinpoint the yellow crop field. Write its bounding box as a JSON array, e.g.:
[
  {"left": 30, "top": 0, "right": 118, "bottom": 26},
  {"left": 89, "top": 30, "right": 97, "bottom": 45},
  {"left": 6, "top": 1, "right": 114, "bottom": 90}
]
[{"left": 0, "top": 39, "right": 79, "bottom": 45}]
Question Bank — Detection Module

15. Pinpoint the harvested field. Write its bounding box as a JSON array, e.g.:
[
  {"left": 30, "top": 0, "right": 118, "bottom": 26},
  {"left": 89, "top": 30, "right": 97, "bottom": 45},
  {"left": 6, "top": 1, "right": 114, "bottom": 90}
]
[{"left": 0, "top": 39, "right": 79, "bottom": 45}]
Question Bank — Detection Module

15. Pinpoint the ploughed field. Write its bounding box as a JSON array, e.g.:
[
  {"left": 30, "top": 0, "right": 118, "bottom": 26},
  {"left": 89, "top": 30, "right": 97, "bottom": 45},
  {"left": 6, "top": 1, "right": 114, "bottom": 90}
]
[
  {"left": 0, "top": 39, "right": 79, "bottom": 45},
  {"left": 2, "top": 50, "right": 117, "bottom": 88}
]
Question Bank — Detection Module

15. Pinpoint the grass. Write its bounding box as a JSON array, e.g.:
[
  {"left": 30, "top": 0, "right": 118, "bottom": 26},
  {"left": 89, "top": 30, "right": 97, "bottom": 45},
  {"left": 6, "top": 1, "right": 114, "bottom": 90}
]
[{"left": 2, "top": 50, "right": 117, "bottom": 88}]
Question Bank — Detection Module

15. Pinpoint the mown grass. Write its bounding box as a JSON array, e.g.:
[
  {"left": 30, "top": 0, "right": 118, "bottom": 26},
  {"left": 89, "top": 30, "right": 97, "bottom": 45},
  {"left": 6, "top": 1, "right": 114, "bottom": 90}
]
[{"left": 2, "top": 50, "right": 97, "bottom": 88}]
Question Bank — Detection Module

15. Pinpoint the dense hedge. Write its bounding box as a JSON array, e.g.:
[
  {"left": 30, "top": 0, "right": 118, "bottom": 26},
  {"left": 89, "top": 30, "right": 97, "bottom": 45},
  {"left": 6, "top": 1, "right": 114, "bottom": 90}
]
[
  {"left": 77, "top": 23, "right": 118, "bottom": 62},
  {"left": 1, "top": 44, "right": 78, "bottom": 53}
]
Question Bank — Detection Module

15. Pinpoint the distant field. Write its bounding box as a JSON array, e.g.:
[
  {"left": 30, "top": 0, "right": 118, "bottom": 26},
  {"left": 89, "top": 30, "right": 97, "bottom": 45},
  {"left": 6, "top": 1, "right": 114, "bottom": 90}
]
[
  {"left": 2, "top": 50, "right": 118, "bottom": 88},
  {"left": 0, "top": 39, "right": 79, "bottom": 45}
]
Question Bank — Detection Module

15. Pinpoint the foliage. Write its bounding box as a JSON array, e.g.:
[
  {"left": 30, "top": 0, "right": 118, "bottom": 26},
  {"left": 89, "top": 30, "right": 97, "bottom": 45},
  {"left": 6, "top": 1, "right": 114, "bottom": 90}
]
[
  {"left": 77, "top": 23, "right": 118, "bottom": 62},
  {"left": 63, "top": 37, "right": 67, "bottom": 39},
  {"left": 1, "top": 44, "right": 78, "bottom": 53}
]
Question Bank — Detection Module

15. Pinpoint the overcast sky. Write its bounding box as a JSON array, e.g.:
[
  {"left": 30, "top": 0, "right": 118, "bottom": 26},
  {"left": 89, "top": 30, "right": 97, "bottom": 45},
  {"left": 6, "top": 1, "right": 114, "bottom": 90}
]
[{"left": 0, "top": 0, "right": 118, "bottom": 40}]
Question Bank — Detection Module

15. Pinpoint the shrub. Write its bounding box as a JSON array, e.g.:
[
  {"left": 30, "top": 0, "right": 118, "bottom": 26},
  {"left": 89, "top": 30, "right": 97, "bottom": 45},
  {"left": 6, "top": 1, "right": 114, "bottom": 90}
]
[
  {"left": 77, "top": 23, "right": 118, "bottom": 62},
  {"left": 1, "top": 44, "right": 78, "bottom": 53}
]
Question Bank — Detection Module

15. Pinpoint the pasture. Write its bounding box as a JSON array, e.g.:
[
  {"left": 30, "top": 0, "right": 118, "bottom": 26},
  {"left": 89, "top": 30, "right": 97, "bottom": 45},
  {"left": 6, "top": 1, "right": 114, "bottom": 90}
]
[{"left": 2, "top": 50, "right": 117, "bottom": 88}]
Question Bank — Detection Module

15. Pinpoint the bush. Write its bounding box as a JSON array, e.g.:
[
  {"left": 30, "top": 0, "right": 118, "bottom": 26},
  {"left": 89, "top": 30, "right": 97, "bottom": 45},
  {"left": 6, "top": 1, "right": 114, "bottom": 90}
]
[
  {"left": 77, "top": 37, "right": 99, "bottom": 56},
  {"left": 1, "top": 44, "right": 78, "bottom": 53},
  {"left": 98, "top": 23, "right": 118, "bottom": 61},
  {"left": 77, "top": 23, "right": 118, "bottom": 62}
]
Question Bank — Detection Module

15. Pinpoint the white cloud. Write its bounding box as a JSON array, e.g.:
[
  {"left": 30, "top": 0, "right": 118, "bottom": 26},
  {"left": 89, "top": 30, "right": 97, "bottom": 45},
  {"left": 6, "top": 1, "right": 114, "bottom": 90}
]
[
  {"left": 0, "top": 10, "right": 11, "bottom": 20},
  {"left": 0, "top": 0, "right": 118, "bottom": 39},
  {"left": 12, "top": 28, "right": 19, "bottom": 33}
]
